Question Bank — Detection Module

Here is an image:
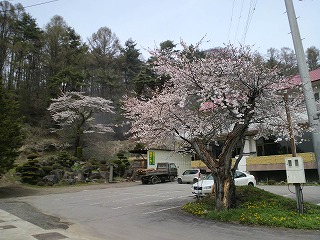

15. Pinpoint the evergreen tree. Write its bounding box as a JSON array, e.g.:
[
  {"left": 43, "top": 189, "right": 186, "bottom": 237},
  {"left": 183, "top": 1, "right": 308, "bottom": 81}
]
[
  {"left": 13, "top": 13, "right": 45, "bottom": 125},
  {"left": 0, "top": 83, "right": 24, "bottom": 175},
  {"left": 120, "top": 38, "right": 143, "bottom": 91},
  {"left": 87, "top": 27, "right": 121, "bottom": 100},
  {"left": 133, "top": 40, "right": 177, "bottom": 98},
  {"left": 306, "top": 46, "right": 320, "bottom": 71},
  {"left": 42, "top": 16, "right": 88, "bottom": 98}
]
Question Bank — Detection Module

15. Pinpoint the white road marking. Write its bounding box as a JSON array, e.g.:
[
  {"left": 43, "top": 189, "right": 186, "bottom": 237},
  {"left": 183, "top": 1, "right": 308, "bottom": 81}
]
[
  {"left": 111, "top": 195, "right": 190, "bottom": 210},
  {"left": 143, "top": 206, "right": 182, "bottom": 215},
  {"left": 89, "top": 191, "right": 189, "bottom": 206}
]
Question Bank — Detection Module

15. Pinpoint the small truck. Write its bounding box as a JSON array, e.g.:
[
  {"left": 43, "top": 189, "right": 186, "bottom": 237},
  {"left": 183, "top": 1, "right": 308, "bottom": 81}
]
[{"left": 137, "top": 162, "right": 178, "bottom": 184}]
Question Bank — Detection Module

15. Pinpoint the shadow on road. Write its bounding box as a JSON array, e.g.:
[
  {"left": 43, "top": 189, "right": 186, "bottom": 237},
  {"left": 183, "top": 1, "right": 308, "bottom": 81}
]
[
  {"left": 0, "top": 184, "right": 70, "bottom": 230},
  {"left": 0, "top": 184, "right": 41, "bottom": 198}
]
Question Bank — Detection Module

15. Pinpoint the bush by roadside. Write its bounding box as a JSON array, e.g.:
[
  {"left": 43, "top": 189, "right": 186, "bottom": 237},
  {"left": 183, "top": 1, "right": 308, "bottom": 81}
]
[{"left": 182, "top": 186, "right": 320, "bottom": 230}]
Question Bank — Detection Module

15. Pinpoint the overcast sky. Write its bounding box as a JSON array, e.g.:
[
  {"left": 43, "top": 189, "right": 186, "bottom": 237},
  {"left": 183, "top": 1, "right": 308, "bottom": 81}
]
[{"left": 10, "top": 0, "right": 320, "bottom": 58}]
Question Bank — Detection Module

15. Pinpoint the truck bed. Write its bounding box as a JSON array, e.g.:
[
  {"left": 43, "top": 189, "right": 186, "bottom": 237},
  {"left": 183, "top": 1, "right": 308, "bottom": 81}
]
[{"left": 137, "top": 168, "right": 169, "bottom": 176}]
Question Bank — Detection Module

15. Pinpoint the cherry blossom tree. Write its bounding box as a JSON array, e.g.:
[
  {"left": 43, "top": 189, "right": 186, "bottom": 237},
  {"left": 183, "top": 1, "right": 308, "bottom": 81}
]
[
  {"left": 48, "top": 91, "right": 114, "bottom": 156},
  {"left": 123, "top": 42, "right": 307, "bottom": 210}
]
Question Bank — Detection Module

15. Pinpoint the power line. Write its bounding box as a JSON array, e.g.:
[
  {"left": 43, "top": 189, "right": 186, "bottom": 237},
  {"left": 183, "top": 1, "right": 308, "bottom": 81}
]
[
  {"left": 233, "top": 0, "right": 245, "bottom": 45},
  {"left": 241, "top": 0, "right": 257, "bottom": 45},
  {"left": 227, "top": 0, "right": 236, "bottom": 44},
  {"left": 0, "top": 0, "right": 59, "bottom": 13},
  {"left": 22, "top": 0, "right": 59, "bottom": 9}
]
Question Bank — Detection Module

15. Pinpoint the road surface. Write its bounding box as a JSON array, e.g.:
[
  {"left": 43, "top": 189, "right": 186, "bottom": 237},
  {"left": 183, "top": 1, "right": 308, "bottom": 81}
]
[{"left": 11, "top": 182, "right": 319, "bottom": 240}]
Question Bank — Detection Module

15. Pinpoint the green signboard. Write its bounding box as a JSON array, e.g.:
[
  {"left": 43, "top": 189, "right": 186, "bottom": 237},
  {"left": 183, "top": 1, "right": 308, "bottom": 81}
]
[{"left": 149, "top": 151, "right": 155, "bottom": 165}]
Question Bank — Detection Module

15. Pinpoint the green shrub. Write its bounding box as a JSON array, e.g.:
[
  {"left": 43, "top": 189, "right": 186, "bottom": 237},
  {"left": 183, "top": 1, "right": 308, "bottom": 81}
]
[
  {"left": 100, "top": 160, "right": 107, "bottom": 165},
  {"left": 89, "top": 158, "right": 99, "bottom": 168},
  {"left": 27, "top": 153, "right": 40, "bottom": 160},
  {"left": 55, "top": 151, "right": 77, "bottom": 168},
  {"left": 72, "top": 162, "right": 82, "bottom": 171},
  {"left": 42, "top": 165, "right": 53, "bottom": 174},
  {"left": 52, "top": 163, "right": 62, "bottom": 170},
  {"left": 76, "top": 147, "right": 83, "bottom": 159},
  {"left": 182, "top": 186, "right": 320, "bottom": 230},
  {"left": 37, "top": 180, "right": 46, "bottom": 186},
  {"left": 99, "top": 164, "right": 108, "bottom": 171},
  {"left": 267, "top": 179, "right": 276, "bottom": 185},
  {"left": 15, "top": 165, "right": 23, "bottom": 173},
  {"left": 46, "top": 157, "right": 56, "bottom": 166},
  {"left": 18, "top": 159, "right": 44, "bottom": 185}
]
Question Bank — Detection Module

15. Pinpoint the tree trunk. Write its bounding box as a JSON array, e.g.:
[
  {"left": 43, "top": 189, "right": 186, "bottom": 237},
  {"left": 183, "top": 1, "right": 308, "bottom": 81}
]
[
  {"left": 214, "top": 169, "right": 236, "bottom": 210},
  {"left": 215, "top": 123, "right": 248, "bottom": 210},
  {"left": 192, "top": 122, "right": 248, "bottom": 211}
]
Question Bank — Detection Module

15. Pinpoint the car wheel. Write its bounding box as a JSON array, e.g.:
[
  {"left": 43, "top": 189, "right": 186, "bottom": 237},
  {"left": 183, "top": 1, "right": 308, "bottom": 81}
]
[
  {"left": 193, "top": 178, "right": 198, "bottom": 184},
  {"left": 248, "top": 182, "right": 254, "bottom": 186},
  {"left": 177, "top": 178, "right": 182, "bottom": 184},
  {"left": 150, "top": 176, "right": 158, "bottom": 184},
  {"left": 141, "top": 178, "right": 148, "bottom": 184}
]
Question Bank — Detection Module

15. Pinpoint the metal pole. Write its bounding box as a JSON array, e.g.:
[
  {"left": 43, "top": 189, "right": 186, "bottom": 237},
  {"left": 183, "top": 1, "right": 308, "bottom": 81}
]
[
  {"left": 284, "top": 0, "right": 320, "bottom": 179},
  {"left": 294, "top": 183, "right": 304, "bottom": 214},
  {"left": 284, "top": 93, "right": 303, "bottom": 213}
]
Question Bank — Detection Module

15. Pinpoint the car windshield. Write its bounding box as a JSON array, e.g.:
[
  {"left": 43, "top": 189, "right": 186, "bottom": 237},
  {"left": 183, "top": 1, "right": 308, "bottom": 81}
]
[
  {"left": 187, "top": 170, "right": 199, "bottom": 174},
  {"left": 203, "top": 174, "right": 214, "bottom": 180}
]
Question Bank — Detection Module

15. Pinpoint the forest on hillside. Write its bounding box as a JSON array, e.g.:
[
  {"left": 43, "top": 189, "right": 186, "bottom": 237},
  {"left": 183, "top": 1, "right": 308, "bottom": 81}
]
[{"left": 1, "top": 1, "right": 320, "bottom": 177}]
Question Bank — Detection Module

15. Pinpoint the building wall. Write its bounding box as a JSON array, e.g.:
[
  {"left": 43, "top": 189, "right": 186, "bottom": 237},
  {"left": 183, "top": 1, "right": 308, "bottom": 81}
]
[
  {"left": 237, "top": 137, "right": 257, "bottom": 171},
  {"left": 190, "top": 136, "right": 318, "bottom": 181},
  {"left": 246, "top": 152, "right": 317, "bottom": 170},
  {"left": 147, "top": 149, "right": 192, "bottom": 176}
]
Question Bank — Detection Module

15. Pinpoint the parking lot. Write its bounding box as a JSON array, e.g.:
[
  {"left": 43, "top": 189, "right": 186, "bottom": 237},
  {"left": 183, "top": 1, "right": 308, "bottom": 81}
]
[{"left": 14, "top": 182, "right": 320, "bottom": 240}]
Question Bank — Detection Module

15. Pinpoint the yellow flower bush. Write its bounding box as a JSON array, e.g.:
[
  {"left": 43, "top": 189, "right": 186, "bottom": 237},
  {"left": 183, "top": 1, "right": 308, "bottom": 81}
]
[{"left": 182, "top": 186, "right": 320, "bottom": 230}]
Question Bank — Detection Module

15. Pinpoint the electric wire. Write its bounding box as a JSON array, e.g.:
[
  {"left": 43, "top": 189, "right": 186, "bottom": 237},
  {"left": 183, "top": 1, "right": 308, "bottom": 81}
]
[
  {"left": 0, "top": 0, "right": 59, "bottom": 13},
  {"left": 233, "top": 0, "right": 245, "bottom": 45},
  {"left": 227, "top": 0, "right": 236, "bottom": 44},
  {"left": 21, "top": 0, "right": 59, "bottom": 9},
  {"left": 288, "top": 184, "right": 295, "bottom": 194},
  {"left": 241, "top": 0, "right": 257, "bottom": 45}
]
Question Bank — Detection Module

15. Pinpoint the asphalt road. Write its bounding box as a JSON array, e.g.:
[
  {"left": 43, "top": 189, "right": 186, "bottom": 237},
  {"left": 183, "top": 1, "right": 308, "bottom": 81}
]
[
  {"left": 259, "top": 185, "right": 320, "bottom": 205},
  {"left": 8, "top": 183, "right": 319, "bottom": 240}
]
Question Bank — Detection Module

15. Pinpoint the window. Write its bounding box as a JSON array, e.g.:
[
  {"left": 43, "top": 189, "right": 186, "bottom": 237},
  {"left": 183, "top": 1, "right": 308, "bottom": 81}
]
[
  {"left": 183, "top": 170, "right": 198, "bottom": 175},
  {"left": 256, "top": 133, "right": 314, "bottom": 156},
  {"left": 235, "top": 171, "right": 246, "bottom": 178},
  {"left": 256, "top": 137, "right": 287, "bottom": 156},
  {"left": 169, "top": 163, "right": 177, "bottom": 169},
  {"left": 211, "top": 140, "right": 243, "bottom": 158}
]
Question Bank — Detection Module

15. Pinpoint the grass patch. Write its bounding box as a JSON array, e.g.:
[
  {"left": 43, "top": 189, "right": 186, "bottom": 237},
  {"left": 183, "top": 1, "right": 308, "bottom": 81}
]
[{"left": 182, "top": 186, "right": 320, "bottom": 230}]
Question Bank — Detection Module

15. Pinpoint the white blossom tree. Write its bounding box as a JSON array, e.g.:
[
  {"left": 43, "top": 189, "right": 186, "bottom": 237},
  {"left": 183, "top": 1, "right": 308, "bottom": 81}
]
[
  {"left": 48, "top": 91, "right": 114, "bottom": 155},
  {"left": 123, "top": 42, "right": 307, "bottom": 210}
]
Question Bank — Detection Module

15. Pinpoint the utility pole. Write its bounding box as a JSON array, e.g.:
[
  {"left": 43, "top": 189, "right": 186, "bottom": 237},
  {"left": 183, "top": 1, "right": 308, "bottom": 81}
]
[
  {"left": 284, "top": 0, "right": 320, "bottom": 180},
  {"left": 284, "top": 93, "right": 304, "bottom": 214}
]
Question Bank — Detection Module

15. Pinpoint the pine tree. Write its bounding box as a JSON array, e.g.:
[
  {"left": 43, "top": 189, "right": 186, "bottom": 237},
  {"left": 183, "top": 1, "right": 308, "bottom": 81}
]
[{"left": 0, "top": 83, "right": 24, "bottom": 175}]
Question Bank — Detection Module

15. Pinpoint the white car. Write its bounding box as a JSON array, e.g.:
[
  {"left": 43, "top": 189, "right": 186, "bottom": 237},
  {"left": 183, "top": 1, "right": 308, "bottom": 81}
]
[
  {"left": 177, "top": 169, "right": 207, "bottom": 184},
  {"left": 192, "top": 170, "right": 256, "bottom": 196}
]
